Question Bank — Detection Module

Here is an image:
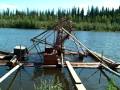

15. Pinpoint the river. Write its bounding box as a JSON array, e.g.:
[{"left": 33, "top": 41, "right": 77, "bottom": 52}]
[{"left": 0, "top": 28, "right": 120, "bottom": 90}]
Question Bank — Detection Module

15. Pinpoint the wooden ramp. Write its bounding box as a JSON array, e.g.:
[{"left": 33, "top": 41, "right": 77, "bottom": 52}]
[{"left": 66, "top": 61, "right": 86, "bottom": 90}]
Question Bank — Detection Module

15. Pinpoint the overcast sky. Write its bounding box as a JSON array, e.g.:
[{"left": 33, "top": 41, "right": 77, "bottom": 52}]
[{"left": 0, "top": 0, "right": 120, "bottom": 13}]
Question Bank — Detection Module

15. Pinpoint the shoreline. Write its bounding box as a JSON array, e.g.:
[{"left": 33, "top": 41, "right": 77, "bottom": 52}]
[{"left": 0, "top": 27, "right": 120, "bottom": 32}]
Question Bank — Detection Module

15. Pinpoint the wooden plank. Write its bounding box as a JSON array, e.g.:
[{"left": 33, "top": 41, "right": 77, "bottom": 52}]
[
  {"left": 0, "top": 63, "right": 22, "bottom": 83},
  {"left": 75, "top": 84, "right": 86, "bottom": 90},
  {"left": 66, "top": 61, "right": 86, "bottom": 90},
  {"left": 67, "top": 62, "right": 100, "bottom": 68},
  {"left": 66, "top": 61, "right": 81, "bottom": 83}
]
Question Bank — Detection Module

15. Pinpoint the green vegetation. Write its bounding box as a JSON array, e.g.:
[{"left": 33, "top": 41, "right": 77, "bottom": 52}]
[
  {"left": 0, "top": 6, "right": 120, "bottom": 31},
  {"left": 34, "top": 77, "right": 63, "bottom": 90},
  {"left": 107, "top": 79, "right": 119, "bottom": 90}
]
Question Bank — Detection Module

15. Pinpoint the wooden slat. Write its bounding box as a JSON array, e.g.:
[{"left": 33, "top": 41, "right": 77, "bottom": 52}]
[
  {"left": 75, "top": 84, "right": 86, "bottom": 90},
  {"left": 66, "top": 61, "right": 86, "bottom": 90}
]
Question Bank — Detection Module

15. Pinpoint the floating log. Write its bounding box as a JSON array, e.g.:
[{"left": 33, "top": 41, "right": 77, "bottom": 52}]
[
  {"left": 89, "top": 50, "right": 115, "bottom": 63},
  {"left": 101, "top": 64, "right": 120, "bottom": 77},
  {"left": 64, "top": 51, "right": 84, "bottom": 55},
  {"left": 65, "top": 62, "right": 100, "bottom": 68},
  {"left": 66, "top": 61, "right": 86, "bottom": 90}
]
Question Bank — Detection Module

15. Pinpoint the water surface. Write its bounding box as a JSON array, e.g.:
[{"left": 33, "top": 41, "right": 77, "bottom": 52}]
[{"left": 0, "top": 28, "right": 120, "bottom": 90}]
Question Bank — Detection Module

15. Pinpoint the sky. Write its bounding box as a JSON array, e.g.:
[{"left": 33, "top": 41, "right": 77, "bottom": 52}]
[{"left": 0, "top": 0, "right": 120, "bottom": 13}]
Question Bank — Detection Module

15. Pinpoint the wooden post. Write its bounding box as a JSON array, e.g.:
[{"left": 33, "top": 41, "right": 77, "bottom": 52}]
[
  {"left": 61, "top": 53, "right": 64, "bottom": 67},
  {"left": 0, "top": 63, "right": 22, "bottom": 83},
  {"left": 10, "top": 55, "right": 17, "bottom": 64}
]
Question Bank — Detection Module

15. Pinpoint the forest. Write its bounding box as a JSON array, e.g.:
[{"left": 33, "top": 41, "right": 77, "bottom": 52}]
[{"left": 0, "top": 6, "right": 120, "bottom": 31}]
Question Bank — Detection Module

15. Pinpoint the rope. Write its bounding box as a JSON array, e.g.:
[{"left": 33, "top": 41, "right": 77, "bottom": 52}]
[
  {"left": 73, "top": 32, "right": 85, "bottom": 54},
  {"left": 84, "top": 69, "right": 99, "bottom": 84}
]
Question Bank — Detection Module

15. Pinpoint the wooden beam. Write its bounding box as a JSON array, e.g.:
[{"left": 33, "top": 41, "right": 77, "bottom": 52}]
[
  {"left": 89, "top": 50, "right": 115, "bottom": 64},
  {"left": 0, "top": 63, "right": 22, "bottom": 83},
  {"left": 65, "top": 62, "right": 100, "bottom": 68},
  {"left": 62, "top": 28, "right": 92, "bottom": 54},
  {"left": 101, "top": 64, "right": 120, "bottom": 77},
  {"left": 66, "top": 61, "right": 86, "bottom": 90}
]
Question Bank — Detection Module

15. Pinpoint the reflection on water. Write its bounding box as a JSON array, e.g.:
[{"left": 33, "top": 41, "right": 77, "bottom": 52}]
[
  {"left": 0, "top": 28, "right": 120, "bottom": 90},
  {"left": 32, "top": 67, "right": 71, "bottom": 90},
  {"left": 1, "top": 67, "right": 73, "bottom": 90}
]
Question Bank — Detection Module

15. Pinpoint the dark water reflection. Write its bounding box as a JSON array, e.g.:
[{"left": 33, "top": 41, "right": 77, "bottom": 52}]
[{"left": 0, "top": 28, "right": 120, "bottom": 90}]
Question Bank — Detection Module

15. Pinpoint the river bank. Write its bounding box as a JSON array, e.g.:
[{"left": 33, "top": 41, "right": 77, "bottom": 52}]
[
  {"left": 0, "top": 19, "right": 120, "bottom": 31},
  {"left": 0, "top": 6, "right": 120, "bottom": 31}
]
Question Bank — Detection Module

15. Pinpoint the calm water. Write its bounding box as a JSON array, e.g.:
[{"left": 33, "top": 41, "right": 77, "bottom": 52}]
[{"left": 0, "top": 28, "right": 120, "bottom": 90}]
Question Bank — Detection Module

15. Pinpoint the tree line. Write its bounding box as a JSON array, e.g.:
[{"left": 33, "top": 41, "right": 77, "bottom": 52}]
[{"left": 0, "top": 6, "right": 120, "bottom": 31}]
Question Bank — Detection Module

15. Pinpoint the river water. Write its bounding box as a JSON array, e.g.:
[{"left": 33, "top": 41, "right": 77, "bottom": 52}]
[{"left": 0, "top": 28, "right": 120, "bottom": 90}]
